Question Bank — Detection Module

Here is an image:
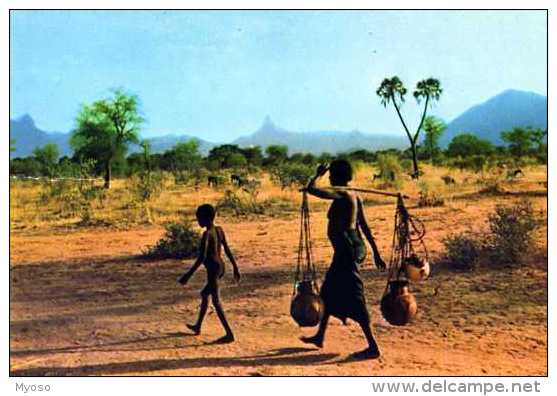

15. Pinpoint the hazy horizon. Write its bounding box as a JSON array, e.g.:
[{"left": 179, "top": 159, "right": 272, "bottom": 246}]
[{"left": 10, "top": 10, "right": 547, "bottom": 140}]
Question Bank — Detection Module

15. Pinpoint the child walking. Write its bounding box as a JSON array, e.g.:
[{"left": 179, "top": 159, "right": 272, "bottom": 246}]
[{"left": 178, "top": 204, "right": 241, "bottom": 343}]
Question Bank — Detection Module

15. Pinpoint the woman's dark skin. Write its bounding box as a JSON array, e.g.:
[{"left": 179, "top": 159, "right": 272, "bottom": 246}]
[{"left": 301, "top": 163, "right": 385, "bottom": 359}]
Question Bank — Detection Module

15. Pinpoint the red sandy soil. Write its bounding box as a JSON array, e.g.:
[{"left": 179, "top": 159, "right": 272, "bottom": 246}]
[{"left": 10, "top": 196, "right": 547, "bottom": 376}]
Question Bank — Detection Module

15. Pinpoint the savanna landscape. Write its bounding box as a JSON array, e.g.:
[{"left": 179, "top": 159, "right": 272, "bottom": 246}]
[
  {"left": 9, "top": 10, "right": 548, "bottom": 378},
  {"left": 9, "top": 160, "right": 547, "bottom": 376}
]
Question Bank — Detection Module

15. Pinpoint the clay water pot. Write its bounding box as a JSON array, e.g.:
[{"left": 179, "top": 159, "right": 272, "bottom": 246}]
[
  {"left": 380, "top": 280, "right": 417, "bottom": 326},
  {"left": 290, "top": 280, "right": 324, "bottom": 327},
  {"left": 404, "top": 254, "right": 430, "bottom": 282}
]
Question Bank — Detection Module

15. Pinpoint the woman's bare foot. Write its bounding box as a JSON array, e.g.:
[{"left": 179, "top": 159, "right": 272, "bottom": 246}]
[
  {"left": 215, "top": 334, "right": 235, "bottom": 344},
  {"left": 300, "top": 335, "right": 323, "bottom": 348},
  {"left": 350, "top": 347, "right": 381, "bottom": 360},
  {"left": 186, "top": 324, "right": 201, "bottom": 335}
]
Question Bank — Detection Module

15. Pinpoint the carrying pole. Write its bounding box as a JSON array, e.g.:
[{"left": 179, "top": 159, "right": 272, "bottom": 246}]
[{"left": 300, "top": 186, "right": 410, "bottom": 199}]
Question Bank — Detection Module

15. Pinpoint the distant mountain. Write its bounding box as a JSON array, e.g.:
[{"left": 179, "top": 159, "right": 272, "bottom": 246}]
[
  {"left": 440, "top": 90, "right": 547, "bottom": 147},
  {"left": 10, "top": 115, "right": 72, "bottom": 158},
  {"left": 12, "top": 89, "right": 547, "bottom": 159},
  {"left": 9, "top": 115, "right": 217, "bottom": 157},
  {"left": 233, "top": 116, "right": 407, "bottom": 154}
]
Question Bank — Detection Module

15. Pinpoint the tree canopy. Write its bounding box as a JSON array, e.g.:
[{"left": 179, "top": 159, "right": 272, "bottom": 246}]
[{"left": 71, "top": 89, "right": 142, "bottom": 188}]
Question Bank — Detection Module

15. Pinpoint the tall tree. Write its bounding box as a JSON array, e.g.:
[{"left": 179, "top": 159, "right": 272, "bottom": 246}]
[
  {"left": 501, "top": 127, "right": 545, "bottom": 158},
  {"left": 71, "top": 89, "right": 142, "bottom": 188},
  {"left": 421, "top": 116, "right": 446, "bottom": 163},
  {"left": 446, "top": 133, "right": 494, "bottom": 158},
  {"left": 33, "top": 143, "right": 60, "bottom": 177},
  {"left": 265, "top": 145, "right": 288, "bottom": 166},
  {"left": 377, "top": 76, "right": 442, "bottom": 179}
]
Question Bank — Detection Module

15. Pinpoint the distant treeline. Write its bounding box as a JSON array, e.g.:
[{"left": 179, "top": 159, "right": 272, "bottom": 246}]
[{"left": 9, "top": 126, "right": 546, "bottom": 180}]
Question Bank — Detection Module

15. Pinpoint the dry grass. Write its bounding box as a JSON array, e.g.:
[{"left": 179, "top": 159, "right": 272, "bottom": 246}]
[{"left": 10, "top": 164, "right": 547, "bottom": 232}]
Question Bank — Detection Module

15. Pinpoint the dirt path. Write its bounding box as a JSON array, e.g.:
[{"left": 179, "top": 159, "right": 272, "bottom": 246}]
[{"left": 10, "top": 200, "right": 547, "bottom": 376}]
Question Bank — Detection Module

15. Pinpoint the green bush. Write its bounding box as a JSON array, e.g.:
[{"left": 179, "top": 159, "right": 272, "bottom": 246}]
[
  {"left": 217, "top": 190, "right": 265, "bottom": 216},
  {"left": 143, "top": 220, "right": 200, "bottom": 259},
  {"left": 442, "top": 232, "right": 483, "bottom": 271},
  {"left": 443, "top": 199, "right": 540, "bottom": 270},
  {"left": 486, "top": 199, "right": 539, "bottom": 266},
  {"left": 130, "top": 171, "right": 163, "bottom": 202},
  {"left": 270, "top": 163, "right": 313, "bottom": 189}
]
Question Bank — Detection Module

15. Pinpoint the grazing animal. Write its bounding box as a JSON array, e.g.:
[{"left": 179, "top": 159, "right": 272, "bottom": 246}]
[
  {"left": 231, "top": 174, "right": 245, "bottom": 186},
  {"left": 373, "top": 171, "right": 395, "bottom": 182},
  {"left": 207, "top": 175, "right": 223, "bottom": 187},
  {"left": 441, "top": 175, "right": 456, "bottom": 185},
  {"left": 506, "top": 168, "right": 524, "bottom": 181}
]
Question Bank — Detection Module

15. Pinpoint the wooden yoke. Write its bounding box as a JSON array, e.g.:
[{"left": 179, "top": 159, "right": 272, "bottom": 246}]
[{"left": 299, "top": 186, "right": 410, "bottom": 199}]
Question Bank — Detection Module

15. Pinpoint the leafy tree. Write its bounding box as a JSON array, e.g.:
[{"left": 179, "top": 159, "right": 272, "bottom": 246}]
[
  {"left": 265, "top": 145, "right": 288, "bottom": 166},
  {"left": 170, "top": 140, "right": 202, "bottom": 171},
  {"left": 501, "top": 127, "right": 545, "bottom": 158},
  {"left": 318, "top": 152, "right": 334, "bottom": 164},
  {"left": 10, "top": 157, "right": 41, "bottom": 176},
  {"left": 33, "top": 143, "right": 60, "bottom": 177},
  {"left": 446, "top": 133, "right": 494, "bottom": 158},
  {"left": 226, "top": 152, "right": 248, "bottom": 168},
  {"left": 240, "top": 146, "right": 264, "bottom": 166},
  {"left": 71, "top": 89, "right": 143, "bottom": 188},
  {"left": 377, "top": 76, "right": 442, "bottom": 178},
  {"left": 421, "top": 116, "right": 445, "bottom": 163},
  {"left": 208, "top": 144, "right": 245, "bottom": 168},
  {"left": 347, "top": 149, "right": 377, "bottom": 163}
]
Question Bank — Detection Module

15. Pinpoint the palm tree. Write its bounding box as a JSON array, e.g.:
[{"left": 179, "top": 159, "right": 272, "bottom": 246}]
[{"left": 377, "top": 77, "right": 442, "bottom": 179}]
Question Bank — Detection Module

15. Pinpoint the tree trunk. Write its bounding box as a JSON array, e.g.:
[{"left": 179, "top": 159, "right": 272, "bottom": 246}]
[
  {"left": 410, "top": 143, "right": 420, "bottom": 179},
  {"left": 104, "top": 159, "right": 112, "bottom": 189}
]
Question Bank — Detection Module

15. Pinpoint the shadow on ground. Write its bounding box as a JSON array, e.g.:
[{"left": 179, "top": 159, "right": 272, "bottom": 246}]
[{"left": 11, "top": 347, "right": 338, "bottom": 376}]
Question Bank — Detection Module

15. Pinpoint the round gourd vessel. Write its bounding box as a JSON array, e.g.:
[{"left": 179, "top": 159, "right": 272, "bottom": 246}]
[
  {"left": 380, "top": 280, "right": 418, "bottom": 326},
  {"left": 404, "top": 254, "right": 430, "bottom": 282},
  {"left": 290, "top": 281, "right": 324, "bottom": 327}
]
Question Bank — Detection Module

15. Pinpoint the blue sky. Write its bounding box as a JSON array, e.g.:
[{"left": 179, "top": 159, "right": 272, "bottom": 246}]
[{"left": 10, "top": 10, "right": 547, "bottom": 141}]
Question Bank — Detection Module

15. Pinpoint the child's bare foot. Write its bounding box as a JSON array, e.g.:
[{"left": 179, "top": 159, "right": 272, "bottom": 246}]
[
  {"left": 215, "top": 334, "right": 235, "bottom": 344},
  {"left": 186, "top": 324, "right": 201, "bottom": 335},
  {"left": 350, "top": 347, "right": 381, "bottom": 360},
  {"left": 299, "top": 335, "right": 323, "bottom": 348}
]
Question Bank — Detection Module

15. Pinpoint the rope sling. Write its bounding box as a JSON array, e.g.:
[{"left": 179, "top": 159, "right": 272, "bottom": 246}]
[
  {"left": 290, "top": 191, "right": 324, "bottom": 327},
  {"left": 289, "top": 190, "right": 430, "bottom": 327},
  {"left": 381, "top": 194, "right": 429, "bottom": 326},
  {"left": 294, "top": 191, "right": 318, "bottom": 289},
  {"left": 387, "top": 194, "right": 429, "bottom": 282}
]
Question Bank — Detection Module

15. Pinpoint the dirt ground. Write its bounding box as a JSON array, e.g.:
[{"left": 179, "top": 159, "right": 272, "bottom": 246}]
[{"left": 10, "top": 191, "right": 547, "bottom": 376}]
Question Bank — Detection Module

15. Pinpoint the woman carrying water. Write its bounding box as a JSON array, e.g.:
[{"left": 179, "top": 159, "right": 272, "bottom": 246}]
[{"left": 300, "top": 159, "right": 386, "bottom": 359}]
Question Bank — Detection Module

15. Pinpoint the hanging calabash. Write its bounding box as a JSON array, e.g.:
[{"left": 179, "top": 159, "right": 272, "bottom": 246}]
[
  {"left": 380, "top": 280, "right": 417, "bottom": 326},
  {"left": 404, "top": 254, "right": 430, "bottom": 282},
  {"left": 290, "top": 280, "right": 324, "bottom": 327}
]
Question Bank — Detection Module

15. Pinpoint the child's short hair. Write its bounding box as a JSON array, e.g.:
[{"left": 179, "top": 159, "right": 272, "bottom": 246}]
[
  {"left": 329, "top": 159, "right": 353, "bottom": 183},
  {"left": 196, "top": 204, "right": 216, "bottom": 222}
]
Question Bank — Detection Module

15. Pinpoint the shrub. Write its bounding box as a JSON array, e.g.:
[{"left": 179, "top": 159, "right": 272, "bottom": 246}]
[
  {"left": 417, "top": 181, "right": 445, "bottom": 207},
  {"left": 486, "top": 199, "right": 539, "bottom": 266},
  {"left": 270, "top": 163, "right": 313, "bottom": 189},
  {"left": 442, "top": 232, "right": 483, "bottom": 271},
  {"left": 375, "top": 154, "right": 403, "bottom": 189},
  {"left": 217, "top": 190, "right": 265, "bottom": 216},
  {"left": 130, "top": 171, "right": 163, "bottom": 202},
  {"left": 143, "top": 220, "right": 200, "bottom": 259},
  {"left": 442, "top": 199, "right": 540, "bottom": 270}
]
